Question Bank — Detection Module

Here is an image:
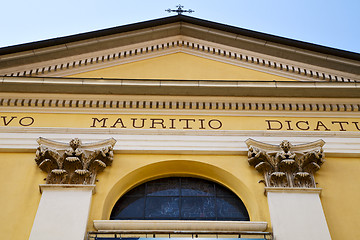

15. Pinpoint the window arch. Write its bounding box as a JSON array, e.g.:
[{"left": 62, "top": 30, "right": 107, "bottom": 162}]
[{"left": 110, "top": 177, "right": 249, "bottom": 221}]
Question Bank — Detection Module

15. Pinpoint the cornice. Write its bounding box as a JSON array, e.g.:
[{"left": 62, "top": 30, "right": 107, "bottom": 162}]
[
  {"left": 1, "top": 128, "right": 360, "bottom": 157},
  {"left": 39, "top": 184, "right": 96, "bottom": 194},
  {"left": 2, "top": 15, "right": 359, "bottom": 61},
  {"left": 93, "top": 220, "right": 268, "bottom": 232},
  {"left": 245, "top": 138, "right": 325, "bottom": 152},
  {"left": 264, "top": 187, "right": 322, "bottom": 195},
  {"left": 1, "top": 91, "right": 359, "bottom": 112},
  {"left": 0, "top": 35, "right": 359, "bottom": 82}
]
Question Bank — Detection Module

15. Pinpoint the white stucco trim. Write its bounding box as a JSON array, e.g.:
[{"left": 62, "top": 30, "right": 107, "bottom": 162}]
[
  {"left": 39, "top": 184, "right": 96, "bottom": 194},
  {"left": 265, "top": 187, "right": 322, "bottom": 195},
  {"left": 2, "top": 34, "right": 358, "bottom": 82},
  {"left": 266, "top": 187, "right": 331, "bottom": 240},
  {"left": 29, "top": 184, "right": 95, "bottom": 240},
  {"left": 1, "top": 128, "right": 360, "bottom": 157},
  {"left": 93, "top": 220, "right": 267, "bottom": 232}
]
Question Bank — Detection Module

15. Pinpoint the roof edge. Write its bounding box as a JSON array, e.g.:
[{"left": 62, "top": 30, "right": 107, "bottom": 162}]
[{"left": 0, "top": 15, "right": 359, "bottom": 62}]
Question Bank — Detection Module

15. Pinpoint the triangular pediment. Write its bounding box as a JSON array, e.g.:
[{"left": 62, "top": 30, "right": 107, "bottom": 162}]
[
  {"left": 66, "top": 52, "right": 295, "bottom": 81},
  {"left": 0, "top": 16, "right": 358, "bottom": 82}
]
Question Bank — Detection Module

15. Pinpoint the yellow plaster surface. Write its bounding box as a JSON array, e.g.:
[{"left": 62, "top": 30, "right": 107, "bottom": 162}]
[
  {"left": 0, "top": 153, "right": 44, "bottom": 240},
  {"left": 317, "top": 157, "right": 360, "bottom": 239},
  {"left": 67, "top": 52, "right": 295, "bottom": 81},
  {"left": 1, "top": 152, "right": 359, "bottom": 240}
]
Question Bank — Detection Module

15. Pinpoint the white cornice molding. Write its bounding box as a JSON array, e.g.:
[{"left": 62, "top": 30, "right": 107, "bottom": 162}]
[
  {"left": 1, "top": 35, "right": 359, "bottom": 82},
  {"left": 181, "top": 23, "right": 359, "bottom": 67},
  {"left": 1, "top": 127, "right": 360, "bottom": 157},
  {"left": 0, "top": 23, "right": 180, "bottom": 62},
  {"left": 93, "top": 220, "right": 268, "bottom": 232},
  {"left": 39, "top": 184, "right": 96, "bottom": 194},
  {"left": 3, "top": 21, "right": 358, "bottom": 68},
  {"left": 264, "top": 187, "right": 322, "bottom": 196}
]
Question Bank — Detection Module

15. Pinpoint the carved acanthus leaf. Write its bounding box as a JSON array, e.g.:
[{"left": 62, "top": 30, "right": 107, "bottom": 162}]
[
  {"left": 35, "top": 138, "right": 116, "bottom": 185},
  {"left": 246, "top": 139, "right": 325, "bottom": 188}
]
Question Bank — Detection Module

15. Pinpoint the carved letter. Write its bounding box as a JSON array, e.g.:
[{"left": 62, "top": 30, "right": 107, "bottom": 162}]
[
  {"left": 91, "top": 118, "right": 108, "bottom": 128},
  {"left": 331, "top": 121, "right": 349, "bottom": 131},
  {"left": 1, "top": 116, "right": 17, "bottom": 126},
  {"left": 179, "top": 119, "right": 196, "bottom": 129},
  {"left": 19, "top": 117, "right": 34, "bottom": 126},
  {"left": 208, "top": 119, "right": 222, "bottom": 129},
  {"left": 199, "top": 119, "right": 206, "bottom": 129},
  {"left": 169, "top": 119, "right": 176, "bottom": 129},
  {"left": 266, "top": 120, "right": 282, "bottom": 130},
  {"left": 285, "top": 120, "right": 294, "bottom": 130},
  {"left": 352, "top": 122, "right": 360, "bottom": 131},
  {"left": 296, "top": 121, "right": 310, "bottom": 130},
  {"left": 131, "top": 118, "right": 146, "bottom": 128},
  {"left": 314, "top": 121, "right": 330, "bottom": 131},
  {"left": 150, "top": 119, "right": 166, "bottom": 129},
  {"left": 110, "top": 118, "right": 127, "bottom": 128}
]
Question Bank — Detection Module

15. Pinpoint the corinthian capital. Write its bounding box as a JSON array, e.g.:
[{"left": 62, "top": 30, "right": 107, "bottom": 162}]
[
  {"left": 35, "top": 137, "right": 116, "bottom": 185},
  {"left": 246, "top": 139, "right": 325, "bottom": 188}
]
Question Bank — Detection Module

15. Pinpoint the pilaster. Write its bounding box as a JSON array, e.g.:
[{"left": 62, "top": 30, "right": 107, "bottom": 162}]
[
  {"left": 29, "top": 138, "right": 116, "bottom": 240},
  {"left": 246, "top": 139, "right": 331, "bottom": 240},
  {"left": 265, "top": 187, "right": 331, "bottom": 240},
  {"left": 29, "top": 185, "right": 95, "bottom": 240}
]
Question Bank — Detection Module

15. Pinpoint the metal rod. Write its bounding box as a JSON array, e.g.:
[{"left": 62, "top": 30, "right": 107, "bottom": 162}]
[
  {"left": 87, "top": 230, "right": 272, "bottom": 235},
  {"left": 87, "top": 230, "right": 273, "bottom": 240}
]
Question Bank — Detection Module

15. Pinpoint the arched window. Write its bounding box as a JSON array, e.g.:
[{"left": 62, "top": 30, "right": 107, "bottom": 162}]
[{"left": 110, "top": 177, "right": 249, "bottom": 221}]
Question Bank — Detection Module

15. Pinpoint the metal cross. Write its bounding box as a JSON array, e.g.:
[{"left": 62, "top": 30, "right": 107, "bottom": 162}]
[{"left": 165, "top": 4, "right": 194, "bottom": 15}]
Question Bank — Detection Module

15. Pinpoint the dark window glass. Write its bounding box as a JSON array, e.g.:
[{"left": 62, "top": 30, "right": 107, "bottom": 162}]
[
  {"left": 110, "top": 177, "right": 249, "bottom": 221},
  {"left": 181, "top": 178, "right": 215, "bottom": 196},
  {"left": 111, "top": 196, "right": 145, "bottom": 219},
  {"left": 216, "top": 197, "right": 249, "bottom": 220},
  {"left": 145, "top": 197, "right": 180, "bottom": 219},
  {"left": 146, "top": 178, "right": 180, "bottom": 196},
  {"left": 125, "top": 184, "right": 145, "bottom": 196},
  {"left": 181, "top": 196, "right": 216, "bottom": 219},
  {"left": 216, "top": 185, "right": 235, "bottom": 196}
]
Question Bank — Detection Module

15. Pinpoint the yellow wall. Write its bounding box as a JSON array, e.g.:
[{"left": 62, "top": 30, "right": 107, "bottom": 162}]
[
  {"left": 68, "top": 53, "right": 295, "bottom": 81},
  {"left": 0, "top": 153, "right": 44, "bottom": 240},
  {"left": 318, "top": 157, "right": 360, "bottom": 239},
  {"left": 1, "top": 151, "right": 360, "bottom": 239}
]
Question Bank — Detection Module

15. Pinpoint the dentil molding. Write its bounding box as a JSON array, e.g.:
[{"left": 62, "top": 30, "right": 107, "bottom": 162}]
[{"left": 1, "top": 35, "right": 358, "bottom": 82}]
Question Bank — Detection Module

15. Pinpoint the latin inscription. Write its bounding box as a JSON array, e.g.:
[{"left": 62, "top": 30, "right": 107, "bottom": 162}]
[
  {"left": 1, "top": 116, "right": 35, "bottom": 127},
  {"left": 90, "top": 117, "right": 223, "bottom": 130},
  {"left": 1, "top": 115, "right": 360, "bottom": 131},
  {"left": 266, "top": 120, "right": 360, "bottom": 131}
]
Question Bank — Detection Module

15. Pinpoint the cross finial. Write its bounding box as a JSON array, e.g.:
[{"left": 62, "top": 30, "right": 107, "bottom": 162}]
[{"left": 166, "top": 4, "right": 194, "bottom": 15}]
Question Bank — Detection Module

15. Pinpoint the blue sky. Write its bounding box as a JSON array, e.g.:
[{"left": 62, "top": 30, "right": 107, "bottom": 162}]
[{"left": 1, "top": 0, "right": 359, "bottom": 53}]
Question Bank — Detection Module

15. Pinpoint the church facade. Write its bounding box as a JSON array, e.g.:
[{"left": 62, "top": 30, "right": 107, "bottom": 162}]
[{"left": 0, "top": 15, "right": 359, "bottom": 240}]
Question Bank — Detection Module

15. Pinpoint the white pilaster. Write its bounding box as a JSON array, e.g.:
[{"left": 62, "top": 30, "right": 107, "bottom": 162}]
[
  {"left": 29, "top": 184, "right": 95, "bottom": 240},
  {"left": 266, "top": 188, "right": 331, "bottom": 240}
]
